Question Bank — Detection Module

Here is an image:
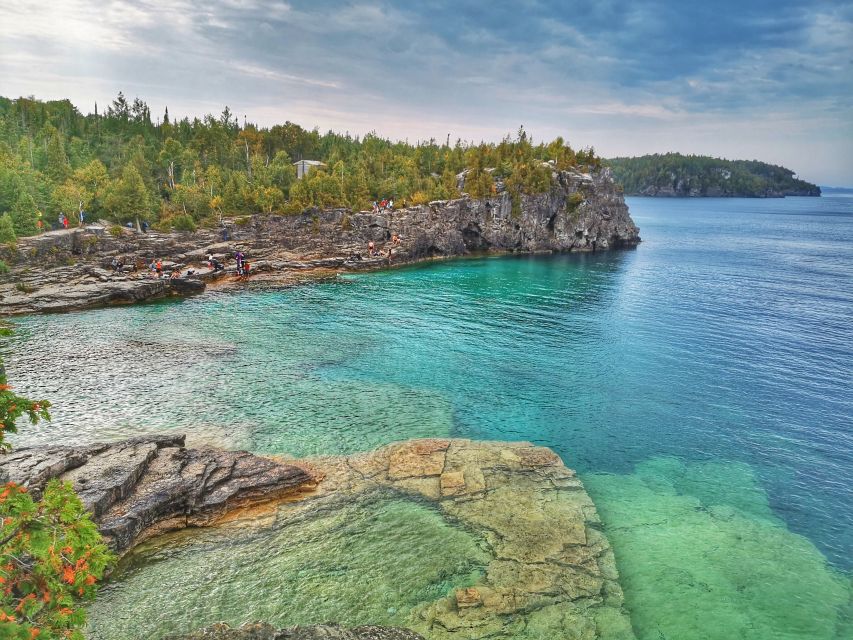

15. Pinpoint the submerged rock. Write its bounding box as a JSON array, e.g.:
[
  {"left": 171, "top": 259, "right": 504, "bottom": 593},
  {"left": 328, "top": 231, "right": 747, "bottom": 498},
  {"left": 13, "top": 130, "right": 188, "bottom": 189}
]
[
  {"left": 0, "top": 434, "right": 314, "bottom": 553},
  {"left": 4, "top": 437, "right": 635, "bottom": 639},
  {"left": 304, "top": 439, "right": 636, "bottom": 639},
  {"left": 169, "top": 622, "right": 425, "bottom": 639}
]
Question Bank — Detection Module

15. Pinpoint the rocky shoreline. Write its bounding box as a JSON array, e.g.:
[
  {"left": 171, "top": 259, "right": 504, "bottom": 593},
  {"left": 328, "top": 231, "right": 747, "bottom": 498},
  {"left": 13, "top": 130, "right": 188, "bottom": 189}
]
[
  {"left": 0, "top": 167, "right": 639, "bottom": 315},
  {"left": 0, "top": 434, "right": 314, "bottom": 553},
  {"left": 1, "top": 436, "right": 635, "bottom": 639}
]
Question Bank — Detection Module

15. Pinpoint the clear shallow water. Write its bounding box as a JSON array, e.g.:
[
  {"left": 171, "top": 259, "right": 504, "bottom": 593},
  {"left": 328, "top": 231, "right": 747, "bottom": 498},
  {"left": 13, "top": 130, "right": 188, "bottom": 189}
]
[
  {"left": 4, "top": 196, "right": 853, "bottom": 638},
  {"left": 87, "top": 496, "right": 488, "bottom": 640}
]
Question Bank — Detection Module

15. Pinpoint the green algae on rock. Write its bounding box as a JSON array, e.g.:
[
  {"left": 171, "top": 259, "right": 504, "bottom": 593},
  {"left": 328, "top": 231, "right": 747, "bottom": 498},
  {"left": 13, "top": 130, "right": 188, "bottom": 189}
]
[
  {"left": 87, "top": 496, "right": 487, "bottom": 639},
  {"left": 583, "top": 457, "right": 852, "bottom": 640}
]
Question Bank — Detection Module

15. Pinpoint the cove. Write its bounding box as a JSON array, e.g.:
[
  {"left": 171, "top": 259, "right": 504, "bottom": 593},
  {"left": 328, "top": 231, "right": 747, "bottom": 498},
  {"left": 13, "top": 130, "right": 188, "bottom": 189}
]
[{"left": 5, "top": 195, "right": 852, "bottom": 637}]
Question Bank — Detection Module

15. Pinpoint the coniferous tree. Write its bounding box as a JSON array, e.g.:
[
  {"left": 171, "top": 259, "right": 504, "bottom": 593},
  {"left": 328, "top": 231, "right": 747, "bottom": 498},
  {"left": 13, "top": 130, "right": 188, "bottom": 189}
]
[
  {"left": 10, "top": 192, "right": 39, "bottom": 236},
  {"left": 0, "top": 212, "right": 17, "bottom": 244}
]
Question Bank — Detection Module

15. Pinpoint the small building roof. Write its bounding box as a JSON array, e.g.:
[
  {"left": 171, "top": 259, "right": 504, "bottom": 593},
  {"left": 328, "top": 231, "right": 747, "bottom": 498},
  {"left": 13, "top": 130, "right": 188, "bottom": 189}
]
[{"left": 293, "top": 160, "right": 325, "bottom": 166}]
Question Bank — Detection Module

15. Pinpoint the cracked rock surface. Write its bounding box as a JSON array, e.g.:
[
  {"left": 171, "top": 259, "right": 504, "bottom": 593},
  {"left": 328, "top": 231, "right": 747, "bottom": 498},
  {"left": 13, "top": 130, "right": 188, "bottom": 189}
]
[
  {"left": 0, "top": 434, "right": 313, "bottom": 553},
  {"left": 295, "top": 439, "right": 636, "bottom": 639}
]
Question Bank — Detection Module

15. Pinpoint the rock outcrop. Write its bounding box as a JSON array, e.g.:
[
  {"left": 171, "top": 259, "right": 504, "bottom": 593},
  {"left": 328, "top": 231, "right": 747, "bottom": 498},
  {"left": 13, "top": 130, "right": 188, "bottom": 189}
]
[
  {"left": 0, "top": 167, "right": 639, "bottom": 315},
  {"left": 0, "top": 434, "right": 314, "bottom": 553},
  {"left": 3, "top": 437, "right": 635, "bottom": 639},
  {"left": 170, "top": 623, "right": 425, "bottom": 640}
]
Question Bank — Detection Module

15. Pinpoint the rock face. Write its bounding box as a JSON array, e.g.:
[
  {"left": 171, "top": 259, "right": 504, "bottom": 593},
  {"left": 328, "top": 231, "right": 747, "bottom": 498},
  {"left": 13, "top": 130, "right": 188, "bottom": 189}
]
[
  {"left": 0, "top": 167, "right": 639, "bottom": 315},
  {"left": 170, "top": 623, "right": 425, "bottom": 640},
  {"left": 0, "top": 435, "right": 313, "bottom": 553}
]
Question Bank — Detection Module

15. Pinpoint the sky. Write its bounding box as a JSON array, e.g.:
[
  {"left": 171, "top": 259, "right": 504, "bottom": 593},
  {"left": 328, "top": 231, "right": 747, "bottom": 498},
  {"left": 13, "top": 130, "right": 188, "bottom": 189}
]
[{"left": 0, "top": 0, "right": 852, "bottom": 185}]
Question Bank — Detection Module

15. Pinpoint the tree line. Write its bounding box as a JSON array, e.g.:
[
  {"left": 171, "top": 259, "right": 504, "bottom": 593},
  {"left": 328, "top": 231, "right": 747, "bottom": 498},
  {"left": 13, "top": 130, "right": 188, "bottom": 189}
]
[
  {"left": 0, "top": 94, "right": 600, "bottom": 241},
  {"left": 606, "top": 153, "right": 820, "bottom": 197}
]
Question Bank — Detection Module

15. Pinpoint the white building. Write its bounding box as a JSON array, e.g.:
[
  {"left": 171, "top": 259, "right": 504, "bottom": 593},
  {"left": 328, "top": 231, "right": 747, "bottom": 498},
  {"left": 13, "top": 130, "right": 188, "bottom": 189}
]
[{"left": 294, "top": 159, "right": 325, "bottom": 179}]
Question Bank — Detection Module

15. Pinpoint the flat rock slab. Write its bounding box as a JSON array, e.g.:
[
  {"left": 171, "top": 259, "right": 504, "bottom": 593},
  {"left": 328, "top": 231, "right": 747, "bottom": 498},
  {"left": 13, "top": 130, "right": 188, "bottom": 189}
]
[
  {"left": 296, "top": 439, "right": 636, "bottom": 640},
  {"left": 170, "top": 623, "right": 425, "bottom": 640},
  {"left": 0, "top": 435, "right": 313, "bottom": 553}
]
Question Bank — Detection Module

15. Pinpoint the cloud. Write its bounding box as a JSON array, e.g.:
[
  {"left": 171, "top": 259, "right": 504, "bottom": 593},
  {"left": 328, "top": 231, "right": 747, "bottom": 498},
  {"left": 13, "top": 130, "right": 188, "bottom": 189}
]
[{"left": 0, "top": 0, "right": 851, "bottom": 183}]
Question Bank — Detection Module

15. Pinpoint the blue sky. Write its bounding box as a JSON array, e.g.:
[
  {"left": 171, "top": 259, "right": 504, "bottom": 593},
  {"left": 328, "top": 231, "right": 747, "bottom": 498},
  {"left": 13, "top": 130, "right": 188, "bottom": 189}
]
[{"left": 1, "top": 0, "right": 851, "bottom": 184}]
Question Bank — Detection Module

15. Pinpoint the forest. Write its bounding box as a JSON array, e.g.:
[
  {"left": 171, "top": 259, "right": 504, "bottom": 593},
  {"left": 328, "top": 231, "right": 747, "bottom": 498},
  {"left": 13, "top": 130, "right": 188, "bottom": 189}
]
[
  {"left": 606, "top": 153, "right": 820, "bottom": 197},
  {"left": 0, "top": 94, "right": 599, "bottom": 240}
]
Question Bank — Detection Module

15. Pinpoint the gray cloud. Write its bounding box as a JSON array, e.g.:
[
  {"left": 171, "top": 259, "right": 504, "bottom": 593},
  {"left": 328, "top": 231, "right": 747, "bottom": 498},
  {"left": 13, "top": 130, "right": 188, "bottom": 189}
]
[{"left": 0, "top": 0, "right": 851, "bottom": 183}]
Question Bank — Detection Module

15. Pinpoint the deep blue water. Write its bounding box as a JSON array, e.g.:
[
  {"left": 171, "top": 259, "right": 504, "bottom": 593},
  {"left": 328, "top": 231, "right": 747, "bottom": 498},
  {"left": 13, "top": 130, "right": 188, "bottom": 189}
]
[{"left": 5, "top": 195, "right": 852, "bottom": 597}]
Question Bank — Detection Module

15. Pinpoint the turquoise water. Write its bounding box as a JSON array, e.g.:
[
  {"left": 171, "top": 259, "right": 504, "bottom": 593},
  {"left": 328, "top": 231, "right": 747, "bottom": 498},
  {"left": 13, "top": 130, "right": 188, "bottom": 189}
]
[{"left": 5, "top": 196, "right": 852, "bottom": 637}]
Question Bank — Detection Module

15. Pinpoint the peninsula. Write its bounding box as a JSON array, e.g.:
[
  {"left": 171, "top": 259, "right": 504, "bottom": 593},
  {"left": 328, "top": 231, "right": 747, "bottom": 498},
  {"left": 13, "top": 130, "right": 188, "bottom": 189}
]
[{"left": 606, "top": 153, "right": 820, "bottom": 197}]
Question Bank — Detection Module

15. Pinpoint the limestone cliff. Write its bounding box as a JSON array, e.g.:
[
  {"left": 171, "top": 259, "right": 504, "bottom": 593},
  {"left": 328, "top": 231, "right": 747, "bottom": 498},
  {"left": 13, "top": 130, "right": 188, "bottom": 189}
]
[{"left": 0, "top": 167, "right": 639, "bottom": 314}]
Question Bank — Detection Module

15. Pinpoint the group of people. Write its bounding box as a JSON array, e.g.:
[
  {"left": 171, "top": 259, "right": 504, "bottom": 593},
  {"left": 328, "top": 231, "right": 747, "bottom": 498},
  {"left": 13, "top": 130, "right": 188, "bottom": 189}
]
[
  {"left": 367, "top": 233, "right": 401, "bottom": 263},
  {"left": 56, "top": 211, "right": 86, "bottom": 229},
  {"left": 234, "top": 250, "right": 250, "bottom": 277},
  {"left": 206, "top": 251, "right": 250, "bottom": 278},
  {"left": 372, "top": 199, "right": 395, "bottom": 214}
]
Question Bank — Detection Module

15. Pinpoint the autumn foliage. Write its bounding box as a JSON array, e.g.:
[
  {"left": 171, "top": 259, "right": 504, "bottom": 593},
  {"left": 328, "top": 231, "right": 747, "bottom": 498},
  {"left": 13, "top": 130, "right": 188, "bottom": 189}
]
[{"left": 0, "top": 344, "right": 114, "bottom": 638}]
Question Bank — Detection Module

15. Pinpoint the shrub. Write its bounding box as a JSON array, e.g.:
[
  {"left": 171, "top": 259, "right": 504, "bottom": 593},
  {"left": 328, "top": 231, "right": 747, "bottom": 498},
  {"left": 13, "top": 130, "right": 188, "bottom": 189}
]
[
  {"left": 0, "top": 341, "right": 114, "bottom": 639},
  {"left": 409, "top": 191, "right": 430, "bottom": 206},
  {"left": 567, "top": 191, "right": 584, "bottom": 211},
  {"left": 14, "top": 282, "right": 36, "bottom": 294},
  {"left": 0, "top": 261, "right": 9, "bottom": 275},
  {"left": 171, "top": 214, "right": 197, "bottom": 232},
  {"left": 108, "top": 225, "right": 124, "bottom": 238}
]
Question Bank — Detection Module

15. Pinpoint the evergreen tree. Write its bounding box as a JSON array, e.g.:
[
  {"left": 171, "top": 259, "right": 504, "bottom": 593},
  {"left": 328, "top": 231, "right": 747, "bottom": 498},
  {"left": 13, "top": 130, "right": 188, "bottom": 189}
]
[
  {"left": 44, "top": 126, "right": 71, "bottom": 183},
  {"left": 0, "top": 212, "right": 17, "bottom": 244},
  {"left": 10, "top": 192, "right": 39, "bottom": 236}
]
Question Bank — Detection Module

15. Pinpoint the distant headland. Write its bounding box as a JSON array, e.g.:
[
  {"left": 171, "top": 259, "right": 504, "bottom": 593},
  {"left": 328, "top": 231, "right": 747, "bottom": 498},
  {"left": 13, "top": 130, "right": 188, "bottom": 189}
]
[{"left": 606, "top": 153, "right": 821, "bottom": 198}]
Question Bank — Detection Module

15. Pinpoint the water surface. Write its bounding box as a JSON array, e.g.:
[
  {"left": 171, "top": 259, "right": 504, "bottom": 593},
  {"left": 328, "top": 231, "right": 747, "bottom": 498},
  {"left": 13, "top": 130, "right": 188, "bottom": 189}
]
[{"left": 5, "top": 196, "right": 852, "bottom": 638}]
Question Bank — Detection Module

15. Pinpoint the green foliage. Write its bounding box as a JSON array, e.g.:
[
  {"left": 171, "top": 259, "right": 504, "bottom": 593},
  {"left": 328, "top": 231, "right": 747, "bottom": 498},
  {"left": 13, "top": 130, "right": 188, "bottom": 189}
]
[
  {"left": 0, "top": 95, "right": 600, "bottom": 235},
  {"left": 13, "top": 283, "right": 36, "bottom": 294},
  {"left": 0, "top": 339, "right": 114, "bottom": 638},
  {"left": 10, "top": 193, "right": 39, "bottom": 237},
  {"left": 103, "top": 165, "right": 150, "bottom": 224},
  {"left": 606, "top": 153, "right": 820, "bottom": 196},
  {"left": 0, "top": 261, "right": 8, "bottom": 275},
  {"left": 0, "top": 480, "right": 115, "bottom": 639},
  {"left": 170, "top": 214, "right": 197, "bottom": 232},
  {"left": 0, "top": 214, "right": 16, "bottom": 244},
  {"left": 567, "top": 191, "right": 584, "bottom": 211}
]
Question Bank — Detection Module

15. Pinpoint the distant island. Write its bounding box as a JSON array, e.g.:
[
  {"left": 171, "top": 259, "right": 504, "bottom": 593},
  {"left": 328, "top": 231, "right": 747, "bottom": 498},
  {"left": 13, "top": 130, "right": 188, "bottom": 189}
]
[{"left": 606, "top": 153, "right": 821, "bottom": 198}]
